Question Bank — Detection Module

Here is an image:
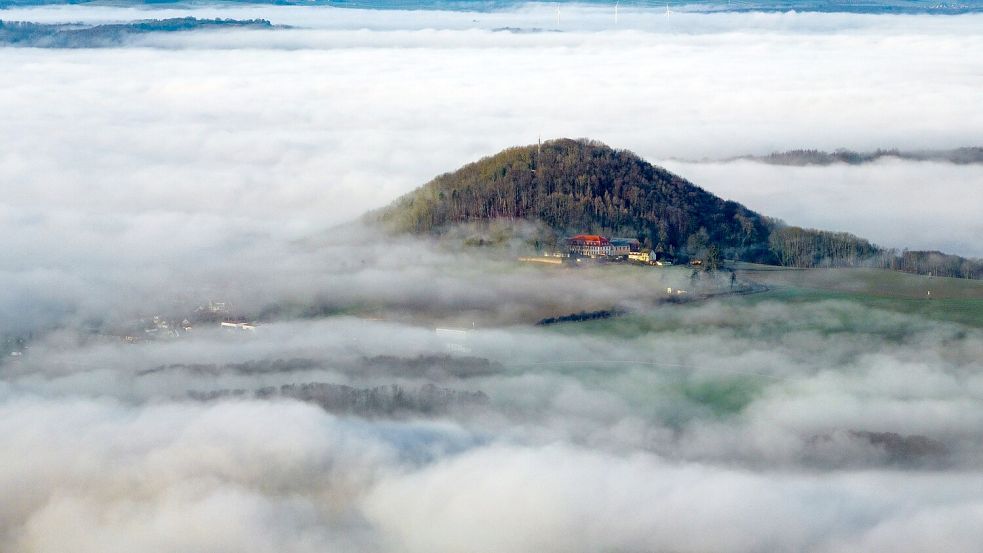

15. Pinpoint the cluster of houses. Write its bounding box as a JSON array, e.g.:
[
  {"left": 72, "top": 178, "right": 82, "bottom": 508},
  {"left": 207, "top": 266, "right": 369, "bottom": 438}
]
[
  {"left": 567, "top": 234, "right": 636, "bottom": 256},
  {"left": 563, "top": 234, "right": 665, "bottom": 264},
  {"left": 522, "top": 234, "right": 669, "bottom": 266},
  {"left": 114, "top": 300, "right": 258, "bottom": 343}
]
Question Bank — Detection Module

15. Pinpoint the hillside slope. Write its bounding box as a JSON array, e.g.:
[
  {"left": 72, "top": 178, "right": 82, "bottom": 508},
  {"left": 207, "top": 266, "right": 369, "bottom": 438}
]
[
  {"left": 374, "top": 138, "right": 884, "bottom": 266},
  {"left": 371, "top": 139, "right": 982, "bottom": 278}
]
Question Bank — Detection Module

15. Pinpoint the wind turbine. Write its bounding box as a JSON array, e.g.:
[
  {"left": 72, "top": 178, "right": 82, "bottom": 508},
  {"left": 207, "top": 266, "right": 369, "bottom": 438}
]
[
  {"left": 666, "top": 2, "right": 672, "bottom": 27},
  {"left": 555, "top": 3, "right": 560, "bottom": 27},
  {"left": 615, "top": 1, "right": 619, "bottom": 25}
]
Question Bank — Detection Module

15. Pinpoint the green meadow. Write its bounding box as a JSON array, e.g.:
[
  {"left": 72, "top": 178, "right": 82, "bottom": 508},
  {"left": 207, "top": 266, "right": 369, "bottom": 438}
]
[{"left": 733, "top": 265, "right": 983, "bottom": 328}]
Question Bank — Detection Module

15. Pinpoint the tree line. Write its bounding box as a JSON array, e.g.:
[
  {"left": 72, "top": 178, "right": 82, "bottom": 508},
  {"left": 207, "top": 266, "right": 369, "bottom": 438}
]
[{"left": 766, "top": 225, "right": 983, "bottom": 278}]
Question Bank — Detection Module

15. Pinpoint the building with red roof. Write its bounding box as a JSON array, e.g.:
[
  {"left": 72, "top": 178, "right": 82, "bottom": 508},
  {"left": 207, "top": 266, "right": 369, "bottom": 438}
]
[{"left": 566, "top": 234, "right": 613, "bottom": 257}]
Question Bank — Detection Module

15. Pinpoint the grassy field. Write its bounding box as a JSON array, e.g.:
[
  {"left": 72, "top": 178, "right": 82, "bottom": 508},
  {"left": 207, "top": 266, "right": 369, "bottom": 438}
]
[
  {"left": 731, "top": 263, "right": 983, "bottom": 327},
  {"left": 537, "top": 263, "right": 983, "bottom": 332}
]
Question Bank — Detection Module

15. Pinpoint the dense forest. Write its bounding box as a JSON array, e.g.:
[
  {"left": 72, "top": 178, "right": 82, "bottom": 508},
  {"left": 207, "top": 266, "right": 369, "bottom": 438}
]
[
  {"left": 767, "top": 226, "right": 881, "bottom": 268},
  {"left": 376, "top": 138, "right": 777, "bottom": 262},
  {"left": 889, "top": 250, "right": 983, "bottom": 280},
  {"left": 373, "top": 139, "right": 983, "bottom": 278}
]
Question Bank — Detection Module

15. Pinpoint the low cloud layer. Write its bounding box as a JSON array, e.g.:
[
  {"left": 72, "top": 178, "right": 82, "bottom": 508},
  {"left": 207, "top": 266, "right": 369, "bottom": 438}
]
[
  {"left": 663, "top": 159, "right": 983, "bottom": 257},
  {"left": 2, "top": 8, "right": 982, "bottom": 219},
  {"left": 4, "top": 298, "right": 983, "bottom": 552},
  {"left": 2, "top": 6, "right": 979, "bottom": 334},
  {"left": 2, "top": 4, "right": 982, "bottom": 552}
]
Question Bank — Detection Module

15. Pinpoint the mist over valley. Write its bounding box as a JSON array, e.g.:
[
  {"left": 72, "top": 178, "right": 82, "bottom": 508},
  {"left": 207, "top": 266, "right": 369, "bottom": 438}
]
[{"left": 2, "top": 3, "right": 983, "bottom": 552}]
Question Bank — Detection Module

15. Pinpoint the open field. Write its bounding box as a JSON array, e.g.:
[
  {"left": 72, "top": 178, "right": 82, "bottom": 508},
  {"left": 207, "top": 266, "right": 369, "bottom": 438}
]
[
  {"left": 732, "top": 263, "right": 983, "bottom": 299},
  {"left": 731, "top": 263, "right": 983, "bottom": 327}
]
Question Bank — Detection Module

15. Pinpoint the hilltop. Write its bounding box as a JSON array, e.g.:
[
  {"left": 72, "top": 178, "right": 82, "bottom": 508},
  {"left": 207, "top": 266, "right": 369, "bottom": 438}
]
[
  {"left": 376, "top": 139, "right": 778, "bottom": 262},
  {"left": 373, "top": 139, "right": 889, "bottom": 267},
  {"left": 372, "top": 139, "right": 983, "bottom": 278}
]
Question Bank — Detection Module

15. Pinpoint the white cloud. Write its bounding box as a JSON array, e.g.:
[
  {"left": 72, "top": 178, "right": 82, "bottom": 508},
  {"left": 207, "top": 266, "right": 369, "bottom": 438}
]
[
  {"left": 0, "top": 9, "right": 979, "bottom": 288},
  {"left": 364, "top": 443, "right": 983, "bottom": 553},
  {"left": 663, "top": 159, "right": 983, "bottom": 257},
  {"left": 1, "top": 5, "right": 982, "bottom": 551}
]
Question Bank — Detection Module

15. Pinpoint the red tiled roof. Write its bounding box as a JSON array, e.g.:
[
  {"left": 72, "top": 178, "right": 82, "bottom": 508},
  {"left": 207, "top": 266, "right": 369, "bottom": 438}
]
[{"left": 567, "top": 234, "right": 610, "bottom": 246}]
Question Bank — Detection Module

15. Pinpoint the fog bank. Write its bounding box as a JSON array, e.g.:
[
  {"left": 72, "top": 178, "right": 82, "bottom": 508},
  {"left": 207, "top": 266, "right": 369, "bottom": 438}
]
[{"left": 2, "top": 4, "right": 982, "bottom": 552}]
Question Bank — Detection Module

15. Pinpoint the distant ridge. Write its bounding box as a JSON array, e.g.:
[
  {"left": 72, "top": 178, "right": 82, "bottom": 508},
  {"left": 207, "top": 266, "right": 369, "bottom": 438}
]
[
  {"left": 0, "top": 1, "right": 977, "bottom": 16},
  {"left": 724, "top": 147, "right": 983, "bottom": 166},
  {"left": 0, "top": 18, "right": 281, "bottom": 48},
  {"left": 371, "top": 138, "right": 983, "bottom": 279}
]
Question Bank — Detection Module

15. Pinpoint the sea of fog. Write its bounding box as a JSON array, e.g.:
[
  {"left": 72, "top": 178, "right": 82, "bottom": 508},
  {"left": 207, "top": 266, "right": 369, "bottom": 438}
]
[
  {"left": 4, "top": 266, "right": 983, "bottom": 552},
  {"left": 2, "top": 2, "right": 983, "bottom": 552},
  {"left": 2, "top": 3, "right": 981, "bottom": 255},
  {"left": 2, "top": 0, "right": 981, "bottom": 15}
]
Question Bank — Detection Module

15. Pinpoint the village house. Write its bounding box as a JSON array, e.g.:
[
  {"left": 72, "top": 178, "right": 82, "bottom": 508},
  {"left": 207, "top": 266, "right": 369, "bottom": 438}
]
[
  {"left": 566, "top": 234, "right": 613, "bottom": 257},
  {"left": 221, "top": 321, "right": 256, "bottom": 331},
  {"left": 562, "top": 233, "right": 667, "bottom": 265},
  {"left": 566, "top": 234, "right": 645, "bottom": 258},
  {"left": 628, "top": 251, "right": 651, "bottom": 263},
  {"left": 610, "top": 238, "right": 641, "bottom": 256}
]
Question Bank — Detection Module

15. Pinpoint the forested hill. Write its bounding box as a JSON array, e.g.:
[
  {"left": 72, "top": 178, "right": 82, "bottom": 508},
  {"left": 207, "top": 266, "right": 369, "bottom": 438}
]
[
  {"left": 376, "top": 138, "right": 778, "bottom": 262},
  {"left": 372, "top": 139, "right": 983, "bottom": 278}
]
